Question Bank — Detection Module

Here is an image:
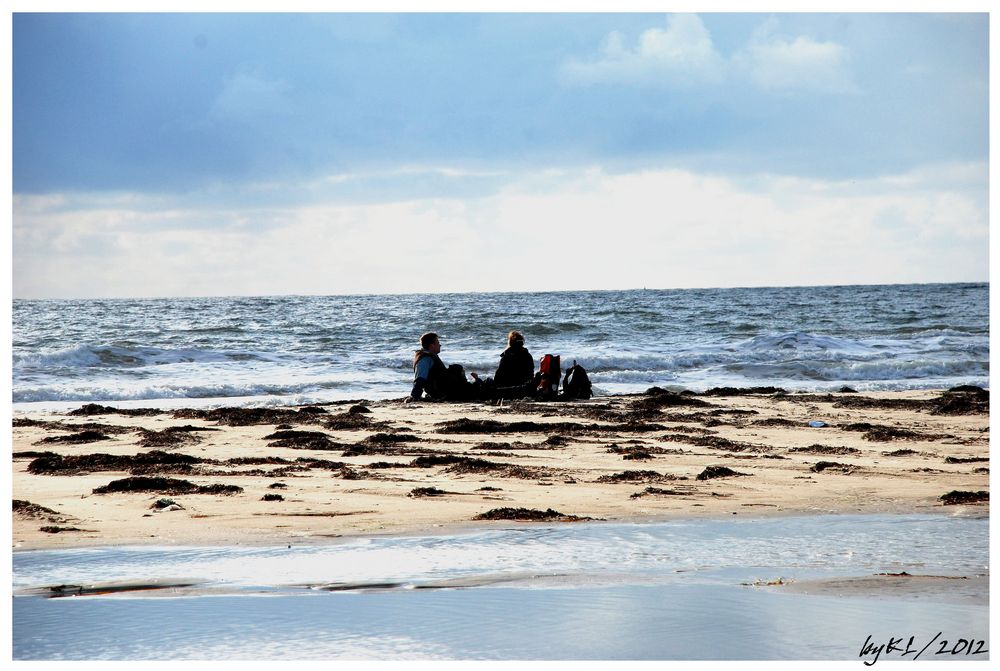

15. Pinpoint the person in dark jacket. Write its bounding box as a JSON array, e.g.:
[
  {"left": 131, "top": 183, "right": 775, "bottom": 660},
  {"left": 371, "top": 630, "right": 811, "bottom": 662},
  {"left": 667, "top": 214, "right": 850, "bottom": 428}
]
[
  {"left": 410, "top": 332, "right": 448, "bottom": 400},
  {"left": 410, "top": 332, "right": 478, "bottom": 401},
  {"left": 493, "top": 330, "right": 535, "bottom": 387}
]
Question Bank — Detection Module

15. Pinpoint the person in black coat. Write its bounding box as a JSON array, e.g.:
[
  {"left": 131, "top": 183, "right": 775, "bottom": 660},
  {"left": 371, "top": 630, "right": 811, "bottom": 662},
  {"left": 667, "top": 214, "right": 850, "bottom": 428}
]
[{"left": 493, "top": 330, "right": 535, "bottom": 387}]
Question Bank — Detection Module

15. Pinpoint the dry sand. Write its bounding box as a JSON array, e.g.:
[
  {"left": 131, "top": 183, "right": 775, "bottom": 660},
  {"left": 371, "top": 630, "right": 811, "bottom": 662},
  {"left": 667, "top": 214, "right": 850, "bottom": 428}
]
[{"left": 12, "top": 387, "right": 989, "bottom": 550}]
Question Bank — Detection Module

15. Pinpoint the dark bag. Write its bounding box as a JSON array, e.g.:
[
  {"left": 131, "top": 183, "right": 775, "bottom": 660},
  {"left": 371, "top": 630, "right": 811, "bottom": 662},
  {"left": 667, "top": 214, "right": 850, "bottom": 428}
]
[
  {"left": 537, "top": 354, "right": 560, "bottom": 399},
  {"left": 561, "top": 360, "right": 593, "bottom": 400}
]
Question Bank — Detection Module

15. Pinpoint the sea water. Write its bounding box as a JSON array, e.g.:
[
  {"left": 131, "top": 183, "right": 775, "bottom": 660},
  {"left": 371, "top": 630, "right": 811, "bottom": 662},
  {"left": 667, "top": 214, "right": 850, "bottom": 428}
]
[
  {"left": 12, "top": 514, "right": 989, "bottom": 660},
  {"left": 12, "top": 282, "right": 989, "bottom": 409}
]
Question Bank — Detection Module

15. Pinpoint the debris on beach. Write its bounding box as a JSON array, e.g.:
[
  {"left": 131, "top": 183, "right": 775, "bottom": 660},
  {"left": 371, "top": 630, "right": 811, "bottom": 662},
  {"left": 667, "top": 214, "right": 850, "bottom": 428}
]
[
  {"left": 696, "top": 466, "right": 750, "bottom": 481},
  {"left": 39, "top": 526, "right": 87, "bottom": 533},
  {"left": 810, "top": 461, "right": 859, "bottom": 474},
  {"left": 408, "top": 487, "right": 449, "bottom": 497},
  {"left": 138, "top": 425, "right": 217, "bottom": 448},
  {"left": 37, "top": 430, "right": 113, "bottom": 445},
  {"left": 69, "top": 404, "right": 163, "bottom": 417},
  {"left": 742, "top": 577, "right": 791, "bottom": 587},
  {"left": 788, "top": 445, "right": 860, "bottom": 456},
  {"left": 150, "top": 498, "right": 185, "bottom": 511},
  {"left": 944, "top": 456, "right": 989, "bottom": 464},
  {"left": 939, "top": 490, "right": 988, "bottom": 505},
  {"left": 473, "top": 507, "right": 591, "bottom": 522},
  {"left": 437, "top": 417, "right": 589, "bottom": 434},
  {"left": 261, "top": 493, "right": 285, "bottom": 501},
  {"left": 265, "top": 430, "right": 347, "bottom": 450},
  {"left": 839, "top": 422, "right": 938, "bottom": 442},
  {"left": 629, "top": 486, "right": 694, "bottom": 498},
  {"left": 28, "top": 450, "right": 204, "bottom": 475},
  {"left": 442, "top": 458, "right": 548, "bottom": 480},
  {"left": 92, "top": 476, "right": 242, "bottom": 495},
  {"left": 173, "top": 406, "right": 327, "bottom": 426},
  {"left": 597, "top": 469, "right": 684, "bottom": 483},
  {"left": 13, "top": 500, "right": 66, "bottom": 522},
  {"left": 753, "top": 417, "right": 798, "bottom": 427}
]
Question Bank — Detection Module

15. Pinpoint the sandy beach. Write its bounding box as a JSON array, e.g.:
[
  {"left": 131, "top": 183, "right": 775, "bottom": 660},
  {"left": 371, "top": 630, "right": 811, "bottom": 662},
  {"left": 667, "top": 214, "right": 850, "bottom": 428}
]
[{"left": 12, "top": 387, "right": 989, "bottom": 550}]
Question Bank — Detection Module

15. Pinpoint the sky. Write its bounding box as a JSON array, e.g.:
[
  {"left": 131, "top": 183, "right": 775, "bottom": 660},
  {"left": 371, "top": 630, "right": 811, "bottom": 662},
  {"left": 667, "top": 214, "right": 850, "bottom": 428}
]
[{"left": 11, "top": 9, "right": 990, "bottom": 298}]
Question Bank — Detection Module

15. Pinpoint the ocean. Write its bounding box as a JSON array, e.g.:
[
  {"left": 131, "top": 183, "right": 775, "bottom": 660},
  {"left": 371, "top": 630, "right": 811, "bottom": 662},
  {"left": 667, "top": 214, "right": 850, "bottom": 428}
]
[{"left": 12, "top": 282, "right": 988, "bottom": 409}]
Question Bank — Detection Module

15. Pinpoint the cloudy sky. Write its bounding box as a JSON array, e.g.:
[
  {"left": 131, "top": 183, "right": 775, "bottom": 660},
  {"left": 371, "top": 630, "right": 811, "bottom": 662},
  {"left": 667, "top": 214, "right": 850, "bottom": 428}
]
[{"left": 12, "top": 10, "right": 989, "bottom": 298}]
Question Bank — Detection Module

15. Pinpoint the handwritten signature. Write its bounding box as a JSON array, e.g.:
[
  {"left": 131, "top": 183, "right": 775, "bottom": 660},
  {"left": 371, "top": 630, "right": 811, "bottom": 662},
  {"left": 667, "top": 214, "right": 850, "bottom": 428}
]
[{"left": 860, "top": 633, "right": 988, "bottom": 665}]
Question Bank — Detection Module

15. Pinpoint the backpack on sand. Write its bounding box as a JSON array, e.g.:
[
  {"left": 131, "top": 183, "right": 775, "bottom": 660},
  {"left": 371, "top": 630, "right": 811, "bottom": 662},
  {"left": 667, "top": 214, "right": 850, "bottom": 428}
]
[
  {"left": 537, "top": 354, "right": 561, "bottom": 399},
  {"left": 561, "top": 360, "right": 593, "bottom": 400}
]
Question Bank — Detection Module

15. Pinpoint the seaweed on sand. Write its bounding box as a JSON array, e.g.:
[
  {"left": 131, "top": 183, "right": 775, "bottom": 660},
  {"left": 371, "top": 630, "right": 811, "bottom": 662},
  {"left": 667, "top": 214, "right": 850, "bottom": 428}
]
[
  {"left": 695, "top": 466, "right": 751, "bottom": 481},
  {"left": 69, "top": 404, "right": 163, "bottom": 417},
  {"left": 473, "top": 507, "right": 591, "bottom": 522},
  {"left": 939, "top": 490, "right": 989, "bottom": 505},
  {"left": 596, "top": 470, "right": 685, "bottom": 483},
  {"left": 810, "top": 461, "right": 859, "bottom": 474},
  {"left": 788, "top": 445, "right": 861, "bottom": 456},
  {"left": 28, "top": 451, "right": 204, "bottom": 475},
  {"left": 265, "top": 430, "right": 349, "bottom": 450},
  {"left": 172, "top": 406, "right": 328, "bottom": 426},
  {"left": 37, "top": 431, "right": 113, "bottom": 445},
  {"left": 436, "top": 418, "right": 589, "bottom": 434},
  {"left": 92, "top": 476, "right": 242, "bottom": 495}
]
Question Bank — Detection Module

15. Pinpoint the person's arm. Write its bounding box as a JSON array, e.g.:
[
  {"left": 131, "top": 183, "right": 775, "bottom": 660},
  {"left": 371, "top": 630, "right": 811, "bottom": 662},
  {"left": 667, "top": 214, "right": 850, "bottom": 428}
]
[{"left": 410, "top": 356, "right": 434, "bottom": 399}]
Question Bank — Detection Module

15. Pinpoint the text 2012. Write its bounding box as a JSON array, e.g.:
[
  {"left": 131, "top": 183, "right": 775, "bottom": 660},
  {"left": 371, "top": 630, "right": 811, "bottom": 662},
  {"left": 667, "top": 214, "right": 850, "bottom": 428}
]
[{"left": 860, "top": 633, "right": 988, "bottom": 665}]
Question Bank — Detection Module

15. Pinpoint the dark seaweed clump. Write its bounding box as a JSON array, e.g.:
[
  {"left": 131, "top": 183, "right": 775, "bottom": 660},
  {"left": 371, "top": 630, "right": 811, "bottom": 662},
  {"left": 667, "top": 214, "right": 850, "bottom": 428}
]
[
  {"left": 138, "top": 425, "right": 218, "bottom": 448},
  {"left": 261, "top": 494, "right": 284, "bottom": 502},
  {"left": 411, "top": 455, "right": 469, "bottom": 467},
  {"left": 172, "top": 406, "right": 328, "bottom": 426},
  {"left": 436, "top": 418, "right": 588, "bottom": 434},
  {"left": 265, "top": 430, "right": 347, "bottom": 450},
  {"left": 409, "top": 487, "right": 448, "bottom": 498},
  {"left": 92, "top": 476, "right": 242, "bottom": 495},
  {"left": 473, "top": 507, "right": 590, "bottom": 522},
  {"left": 939, "top": 490, "right": 988, "bottom": 505},
  {"left": 37, "top": 430, "right": 112, "bottom": 445},
  {"left": 69, "top": 404, "right": 163, "bottom": 417},
  {"left": 28, "top": 450, "right": 203, "bottom": 475},
  {"left": 441, "top": 458, "right": 547, "bottom": 479},
  {"left": 839, "top": 423, "right": 930, "bottom": 442},
  {"left": 13, "top": 500, "right": 62, "bottom": 518},
  {"left": 810, "top": 461, "right": 858, "bottom": 474},
  {"left": 944, "top": 456, "right": 989, "bottom": 464},
  {"left": 597, "top": 470, "right": 681, "bottom": 483},
  {"left": 788, "top": 445, "right": 860, "bottom": 456},
  {"left": 629, "top": 487, "right": 690, "bottom": 498},
  {"left": 696, "top": 466, "right": 750, "bottom": 481}
]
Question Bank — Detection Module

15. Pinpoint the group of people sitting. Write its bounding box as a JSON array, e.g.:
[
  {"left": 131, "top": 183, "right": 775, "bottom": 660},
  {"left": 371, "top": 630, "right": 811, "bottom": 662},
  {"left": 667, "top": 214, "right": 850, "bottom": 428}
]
[{"left": 409, "top": 330, "right": 539, "bottom": 402}]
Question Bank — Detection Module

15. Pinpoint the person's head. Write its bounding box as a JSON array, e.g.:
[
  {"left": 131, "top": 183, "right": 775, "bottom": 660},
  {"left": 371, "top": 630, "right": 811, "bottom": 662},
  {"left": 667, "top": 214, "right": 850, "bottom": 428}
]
[
  {"left": 420, "top": 332, "right": 441, "bottom": 353},
  {"left": 507, "top": 330, "right": 525, "bottom": 348}
]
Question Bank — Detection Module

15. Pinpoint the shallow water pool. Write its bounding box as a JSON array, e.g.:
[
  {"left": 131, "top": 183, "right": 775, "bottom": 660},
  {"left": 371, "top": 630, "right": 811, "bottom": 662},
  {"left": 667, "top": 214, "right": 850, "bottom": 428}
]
[{"left": 13, "top": 513, "right": 989, "bottom": 660}]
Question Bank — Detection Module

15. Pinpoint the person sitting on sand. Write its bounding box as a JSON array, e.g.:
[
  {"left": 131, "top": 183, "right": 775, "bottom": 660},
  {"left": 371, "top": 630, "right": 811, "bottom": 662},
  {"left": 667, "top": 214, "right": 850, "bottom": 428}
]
[
  {"left": 470, "top": 330, "right": 537, "bottom": 400},
  {"left": 410, "top": 332, "right": 478, "bottom": 401},
  {"left": 493, "top": 330, "right": 534, "bottom": 387}
]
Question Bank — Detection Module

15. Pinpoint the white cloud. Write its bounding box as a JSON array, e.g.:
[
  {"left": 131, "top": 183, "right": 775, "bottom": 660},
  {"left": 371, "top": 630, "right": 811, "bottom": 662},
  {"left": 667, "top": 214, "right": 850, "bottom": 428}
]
[
  {"left": 13, "top": 162, "right": 987, "bottom": 299},
  {"left": 562, "top": 14, "right": 725, "bottom": 87},
  {"left": 564, "top": 13, "right": 856, "bottom": 95},
  {"left": 734, "top": 34, "right": 857, "bottom": 94}
]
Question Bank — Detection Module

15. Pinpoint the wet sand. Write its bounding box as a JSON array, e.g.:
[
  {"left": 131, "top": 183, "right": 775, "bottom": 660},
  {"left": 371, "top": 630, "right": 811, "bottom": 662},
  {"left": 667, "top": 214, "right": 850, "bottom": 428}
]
[{"left": 12, "top": 387, "right": 989, "bottom": 550}]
